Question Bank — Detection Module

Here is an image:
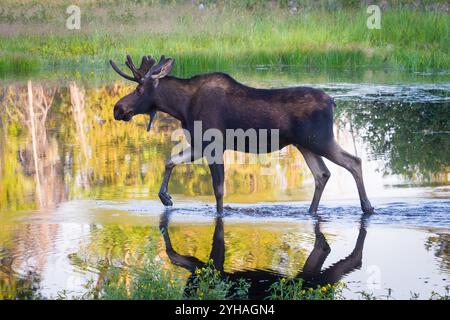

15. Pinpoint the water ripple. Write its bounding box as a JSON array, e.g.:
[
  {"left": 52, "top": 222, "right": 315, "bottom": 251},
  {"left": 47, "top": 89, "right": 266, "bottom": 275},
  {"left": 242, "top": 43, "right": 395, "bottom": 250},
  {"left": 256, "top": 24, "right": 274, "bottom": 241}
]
[
  {"left": 163, "top": 200, "right": 450, "bottom": 228},
  {"left": 305, "top": 83, "right": 450, "bottom": 103}
]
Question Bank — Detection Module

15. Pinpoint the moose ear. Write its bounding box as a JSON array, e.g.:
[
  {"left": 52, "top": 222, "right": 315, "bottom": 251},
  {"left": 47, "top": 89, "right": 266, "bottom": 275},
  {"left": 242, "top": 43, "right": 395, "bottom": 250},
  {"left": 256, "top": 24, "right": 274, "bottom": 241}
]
[{"left": 151, "top": 58, "right": 175, "bottom": 80}]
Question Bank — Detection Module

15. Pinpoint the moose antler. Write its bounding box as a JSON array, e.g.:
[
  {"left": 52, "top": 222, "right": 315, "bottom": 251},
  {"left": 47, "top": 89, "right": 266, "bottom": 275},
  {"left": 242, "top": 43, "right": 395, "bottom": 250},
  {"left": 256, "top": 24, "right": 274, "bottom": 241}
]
[
  {"left": 110, "top": 55, "right": 156, "bottom": 83},
  {"left": 144, "top": 55, "right": 174, "bottom": 80}
]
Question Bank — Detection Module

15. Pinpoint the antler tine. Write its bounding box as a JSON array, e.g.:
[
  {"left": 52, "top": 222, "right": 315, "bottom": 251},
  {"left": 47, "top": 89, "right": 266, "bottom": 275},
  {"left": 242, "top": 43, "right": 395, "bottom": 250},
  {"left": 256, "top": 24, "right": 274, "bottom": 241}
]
[
  {"left": 125, "top": 54, "right": 140, "bottom": 80},
  {"left": 144, "top": 55, "right": 169, "bottom": 79},
  {"left": 138, "top": 56, "right": 156, "bottom": 76},
  {"left": 148, "top": 55, "right": 156, "bottom": 65},
  {"left": 139, "top": 56, "right": 148, "bottom": 69},
  {"left": 109, "top": 59, "right": 139, "bottom": 83}
]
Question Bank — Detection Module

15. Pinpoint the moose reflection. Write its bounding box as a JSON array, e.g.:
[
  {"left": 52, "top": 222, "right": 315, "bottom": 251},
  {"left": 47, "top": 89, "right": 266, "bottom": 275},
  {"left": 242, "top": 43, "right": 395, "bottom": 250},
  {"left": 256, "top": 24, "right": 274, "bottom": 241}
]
[{"left": 159, "top": 211, "right": 370, "bottom": 299}]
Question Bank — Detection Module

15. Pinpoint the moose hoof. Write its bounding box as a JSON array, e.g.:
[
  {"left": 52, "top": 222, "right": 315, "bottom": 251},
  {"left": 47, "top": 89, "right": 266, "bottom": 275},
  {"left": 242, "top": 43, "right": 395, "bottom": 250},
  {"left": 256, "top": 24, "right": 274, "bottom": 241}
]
[
  {"left": 362, "top": 206, "right": 375, "bottom": 214},
  {"left": 159, "top": 191, "right": 173, "bottom": 206},
  {"left": 308, "top": 207, "right": 318, "bottom": 214}
]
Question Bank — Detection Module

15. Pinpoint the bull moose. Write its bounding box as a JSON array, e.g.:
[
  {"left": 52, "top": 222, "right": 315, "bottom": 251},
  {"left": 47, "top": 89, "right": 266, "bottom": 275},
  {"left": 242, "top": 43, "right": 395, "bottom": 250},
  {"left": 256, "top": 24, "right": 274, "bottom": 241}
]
[{"left": 110, "top": 54, "right": 374, "bottom": 214}]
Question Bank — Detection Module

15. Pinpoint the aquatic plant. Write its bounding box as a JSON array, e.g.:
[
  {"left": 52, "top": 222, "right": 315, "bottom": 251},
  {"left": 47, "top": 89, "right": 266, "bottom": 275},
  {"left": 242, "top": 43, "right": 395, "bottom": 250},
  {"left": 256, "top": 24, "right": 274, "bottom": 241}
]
[
  {"left": 429, "top": 287, "right": 450, "bottom": 300},
  {"left": 63, "top": 254, "right": 344, "bottom": 300},
  {"left": 184, "top": 260, "right": 250, "bottom": 300},
  {"left": 55, "top": 242, "right": 449, "bottom": 301},
  {"left": 267, "top": 278, "right": 345, "bottom": 300},
  {"left": 66, "top": 251, "right": 249, "bottom": 300}
]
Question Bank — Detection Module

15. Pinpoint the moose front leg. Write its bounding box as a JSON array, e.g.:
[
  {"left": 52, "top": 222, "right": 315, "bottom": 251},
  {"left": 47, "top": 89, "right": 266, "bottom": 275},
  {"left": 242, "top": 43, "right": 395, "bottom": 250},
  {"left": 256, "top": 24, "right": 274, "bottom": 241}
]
[
  {"left": 159, "top": 147, "right": 200, "bottom": 207},
  {"left": 208, "top": 163, "right": 225, "bottom": 214}
]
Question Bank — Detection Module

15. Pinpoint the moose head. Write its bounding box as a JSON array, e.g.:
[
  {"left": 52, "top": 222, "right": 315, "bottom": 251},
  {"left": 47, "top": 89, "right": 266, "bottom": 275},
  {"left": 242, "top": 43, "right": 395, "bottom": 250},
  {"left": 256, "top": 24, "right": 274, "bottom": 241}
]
[{"left": 109, "top": 54, "right": 175, "bottom": 131}]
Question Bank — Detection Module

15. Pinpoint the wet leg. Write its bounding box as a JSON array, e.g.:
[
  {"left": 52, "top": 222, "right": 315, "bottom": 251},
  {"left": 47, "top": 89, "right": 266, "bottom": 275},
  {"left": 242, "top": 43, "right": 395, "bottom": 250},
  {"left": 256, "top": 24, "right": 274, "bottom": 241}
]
[
  {"left": 297, "top": 146, "right": 331, "bottom": 213},
  {"left": 159, "top": 147, "right": 201, "bottom": 206},
  {"left": 208, "top": 163, "right": 225, "bottom": 214},
  {"left": 322, "top": 142, "right": 374, "bottom": 214}
]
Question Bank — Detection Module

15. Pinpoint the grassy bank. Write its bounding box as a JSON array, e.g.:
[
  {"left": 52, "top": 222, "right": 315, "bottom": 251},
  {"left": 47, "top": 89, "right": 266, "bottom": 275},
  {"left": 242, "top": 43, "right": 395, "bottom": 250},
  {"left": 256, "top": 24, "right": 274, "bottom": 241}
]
[{"left": 0, "top": 1, "right": 449, "bottom": 77}]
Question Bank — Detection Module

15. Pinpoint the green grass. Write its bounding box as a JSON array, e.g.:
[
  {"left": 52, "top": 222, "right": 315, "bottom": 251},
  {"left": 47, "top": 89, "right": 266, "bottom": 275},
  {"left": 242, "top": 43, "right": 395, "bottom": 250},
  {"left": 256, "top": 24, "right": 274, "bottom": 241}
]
[
  {"left": 57, "top": 248, "right": 344, "bottom": 300},
  {"left": 0, "top": 1, "right": 448, "bottom": 77},
  {"left": 0, "top": 54, "right": 40, "bottom": 75},
  {"left": 268, "top": 278, "right": 344, "bottom": 300},
  {"left": 56, "top": 248, "right": 449, "bottom": 300}
]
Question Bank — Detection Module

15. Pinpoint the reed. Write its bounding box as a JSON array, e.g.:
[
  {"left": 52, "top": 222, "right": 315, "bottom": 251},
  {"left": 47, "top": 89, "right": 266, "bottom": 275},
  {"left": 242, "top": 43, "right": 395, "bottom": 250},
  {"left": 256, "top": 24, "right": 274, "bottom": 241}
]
[{"left": 0, "top": 1, "right": 448, "bottom": 76}]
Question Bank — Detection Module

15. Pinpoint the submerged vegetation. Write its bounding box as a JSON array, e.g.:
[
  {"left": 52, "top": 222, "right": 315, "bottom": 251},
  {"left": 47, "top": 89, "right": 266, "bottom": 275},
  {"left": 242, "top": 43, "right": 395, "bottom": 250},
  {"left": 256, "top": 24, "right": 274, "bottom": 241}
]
[{"left": 0, "top": 0, "right": 449, "bottom": 77}]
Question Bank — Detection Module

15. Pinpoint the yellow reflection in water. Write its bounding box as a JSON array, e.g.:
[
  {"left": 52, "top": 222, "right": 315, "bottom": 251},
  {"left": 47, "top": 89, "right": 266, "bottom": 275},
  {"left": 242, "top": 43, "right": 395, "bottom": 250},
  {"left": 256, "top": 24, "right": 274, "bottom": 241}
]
[{"left": 0, "top": 81, "right": 312, "bottom": 212}]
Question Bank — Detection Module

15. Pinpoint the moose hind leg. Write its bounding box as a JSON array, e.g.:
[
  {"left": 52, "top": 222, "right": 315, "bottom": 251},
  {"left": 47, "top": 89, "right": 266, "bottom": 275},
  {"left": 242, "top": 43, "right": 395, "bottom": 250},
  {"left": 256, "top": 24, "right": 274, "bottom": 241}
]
[
  {"left": 323, "top": 142, "right": 374, "bottom": 214},
  {"left": 297, "top": 146, "right": 331, "bottom": 213},
  {"left": 159, "top": 147, "right": 200, "bottom": 207}
]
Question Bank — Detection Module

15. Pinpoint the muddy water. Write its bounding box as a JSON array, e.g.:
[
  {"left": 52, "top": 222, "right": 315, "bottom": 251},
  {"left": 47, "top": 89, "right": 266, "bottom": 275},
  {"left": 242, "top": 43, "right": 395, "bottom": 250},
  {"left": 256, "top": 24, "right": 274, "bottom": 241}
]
[{"left": 0, "top": 68, "right": 449, "bottom": 299}]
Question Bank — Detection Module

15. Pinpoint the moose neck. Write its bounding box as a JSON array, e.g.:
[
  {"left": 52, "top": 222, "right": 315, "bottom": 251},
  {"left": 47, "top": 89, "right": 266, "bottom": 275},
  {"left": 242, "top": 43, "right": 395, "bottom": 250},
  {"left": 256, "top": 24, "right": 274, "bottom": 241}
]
[{"left": 156, "top": 76, "right": 194, "bottom": 122}]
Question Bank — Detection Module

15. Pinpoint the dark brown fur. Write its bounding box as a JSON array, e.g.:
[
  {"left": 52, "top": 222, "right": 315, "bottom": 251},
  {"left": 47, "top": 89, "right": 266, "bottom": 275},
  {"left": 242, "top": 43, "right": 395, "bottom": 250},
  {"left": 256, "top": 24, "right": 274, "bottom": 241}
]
[{"left": 111, "top": 56, "right": 374, "bottom": 214}]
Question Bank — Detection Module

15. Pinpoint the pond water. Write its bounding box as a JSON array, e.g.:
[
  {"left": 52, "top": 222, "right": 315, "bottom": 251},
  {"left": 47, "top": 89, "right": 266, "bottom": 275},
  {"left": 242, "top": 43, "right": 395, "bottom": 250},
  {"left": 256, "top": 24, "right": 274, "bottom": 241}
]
[{"left": 0, "top": 67, "right": 449, "bottom": 299}]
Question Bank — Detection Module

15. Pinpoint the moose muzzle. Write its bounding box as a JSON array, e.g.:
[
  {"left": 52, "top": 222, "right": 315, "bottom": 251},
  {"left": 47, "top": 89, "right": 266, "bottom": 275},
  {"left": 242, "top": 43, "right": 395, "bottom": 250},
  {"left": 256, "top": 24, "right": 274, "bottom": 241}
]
[{"left": 113, "top": 103, "right": 133, "bottom": 121}]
